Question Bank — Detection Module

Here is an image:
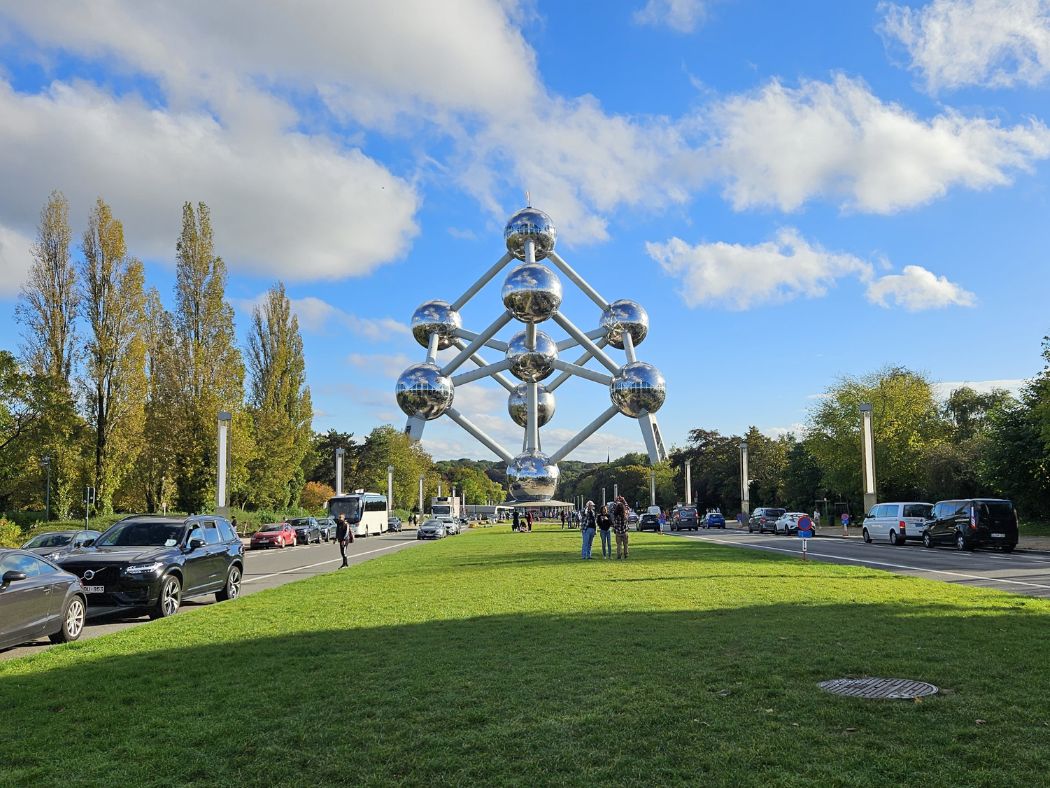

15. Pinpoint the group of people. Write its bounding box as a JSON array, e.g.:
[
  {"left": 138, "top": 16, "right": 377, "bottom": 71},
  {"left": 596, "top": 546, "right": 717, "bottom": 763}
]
[
  {"left": 578, "top": 496, "right": 630, "bottom": 560},
  {"left": 512, "top": 509, "right": 534, "bottom": 532}
]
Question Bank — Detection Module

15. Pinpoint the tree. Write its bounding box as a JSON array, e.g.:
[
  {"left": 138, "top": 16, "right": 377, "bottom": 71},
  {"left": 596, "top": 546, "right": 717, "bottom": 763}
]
[
  {"left": 305, "top": 429, "right": 357, "bottom": 488},
  {"left": 981, "top": 398, "right": 1050, "bottom": 518},
  {"left": 245, "top": 282, "right": 313, "bottom": 509},
  {"left": 80, "top": 198, "right": 147, "bottom": 512},
  {"left": 301, "top": 481, "right": 335, "bottom": 511},
  {"left": 782, "top": 439, "right": 823, "bottom": 511},
  {"left": 352, "top": 426, "right": 434, "bottom": 510},
  {"left": 169, "top": 202, "right": 245, "bottom": 512}
]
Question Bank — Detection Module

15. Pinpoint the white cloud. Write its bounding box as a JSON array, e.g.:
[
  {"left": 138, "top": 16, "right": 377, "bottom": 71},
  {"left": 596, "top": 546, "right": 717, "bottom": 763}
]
[
  {"left": 346, "top": 352, "right": 416, "bottom": 380},
  {"left": 881, "top": 0, "right": 1050, "bottom": 91},
  {"left": 0, "top": 224, "right": 33, "bottom": 297},
  {"left": 707, "top": 74, "right": 1050, "bottom": 213},
  {"left": 647, "top": 228, "right": 874, "bottom": 309},
  {"left": 866, "top": 265, "right": 976, "bottom": 311},
  {"left": 761, "top": 423, "right": 808, "bottom": 439},
  {"left": 634, "top": 0, "right": 712, "bottom": 33},
  {"left": 233, "top": 294, "right": 409, "bottom": 338},
  {"left": 933, "top": 379, "right": 1025, "bottom": 399}
]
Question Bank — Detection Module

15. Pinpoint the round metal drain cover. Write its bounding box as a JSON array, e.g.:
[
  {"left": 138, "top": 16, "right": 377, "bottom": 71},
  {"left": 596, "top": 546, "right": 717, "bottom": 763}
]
[{"left": 818, "top": 678, "right": 939, "bottom": 700}]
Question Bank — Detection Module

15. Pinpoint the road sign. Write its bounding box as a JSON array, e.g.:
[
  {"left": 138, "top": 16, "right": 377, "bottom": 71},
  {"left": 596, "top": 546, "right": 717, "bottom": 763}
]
[{"left": 797, "top": 514, "right": 813, "bottom": 536}]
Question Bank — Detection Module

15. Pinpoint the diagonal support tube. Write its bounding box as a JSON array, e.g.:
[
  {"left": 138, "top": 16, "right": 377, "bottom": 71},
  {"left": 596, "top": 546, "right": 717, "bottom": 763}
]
[
  {"left": 549, "top": 404, "right": 620, "bottom": 464},
  {"left": 446, "top": 407, "right": 514, "bottom": 463},
  {"left": 450, "top": 252, "right": 515, "bottom": 311},
  {"left": 550, "top": 359, "right": 612, "bottom": 385},
  {"left": 553, "top": 312, "right": 620, "bottom": 374},
  {"left": 455, "top": 329, "right": 508, "bottom": 352},
  {"left": 451, "top": 359, "right": 514, "bottom": 386},
  {"left": 549, "top": 251, "right": 609, "bottom": 310},
  {"left": 547, "top": 338, "right": 609, "bottom": 392},
  {"left": 441, "top": 310, "right": 513, "bottom": 376},
  {"left": 622, "top": 331, "right": 638, "bottom": 364},
  {"left": 451, "top": 339, "right": 515, "bottom": 392},
  {"left": 556, "top": 328, "right": 606, "bottom": 352}
]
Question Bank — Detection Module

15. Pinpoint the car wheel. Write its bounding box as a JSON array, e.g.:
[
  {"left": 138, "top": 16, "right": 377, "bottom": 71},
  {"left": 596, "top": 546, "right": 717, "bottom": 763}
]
[
  {"left": 889, "top": 530, "right": 902, "bottom": 546},
  {"left": 216, "top": 565, "right": 242, "bottom": 602},
  {"left": 50, "top": 594, "right": 86, "bottom": 643},
  {"left": 923, "top": 531, "right": 933, "bottom": 549},
  {"left": 862, "top": 528, "right": 871, "bottom": 543},
  {"left": 149, "top": 574, "right": 182, "bottom": 619},
  {"left": 956, "top": 532, "right": 972, "bottom": 551}
]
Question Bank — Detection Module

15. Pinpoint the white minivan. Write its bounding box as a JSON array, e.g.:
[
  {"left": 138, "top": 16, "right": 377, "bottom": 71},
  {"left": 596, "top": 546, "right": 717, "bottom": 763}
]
[{"left": 861, "top": 502, "right": 933, "bottom": 545}]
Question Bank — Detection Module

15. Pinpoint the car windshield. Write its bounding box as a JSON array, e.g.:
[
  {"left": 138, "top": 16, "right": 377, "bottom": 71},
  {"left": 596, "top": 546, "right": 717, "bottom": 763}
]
[
  {"left": 978, "top": 501, "right": 1013, "bottom": 520},
  {"left": 23, "top": 533, "right": 74, "bottom": 548},
  {"left": 423, "top": 520, "right": 441, "bottom": 527},
  {"left": 259, "top": 524, "right": 284, "bottom": 532},
  {"left": 328, "top": 498, "right": 362, "bottom": 523},
  {"left": 903, "top": 504, "right": 933, "bottom": 518},
  {"left": 96, "top": 521, "right": 185, "bottom": 547},
  {"left": 288, "top": 519, "right": 311, "bottom": 527}
]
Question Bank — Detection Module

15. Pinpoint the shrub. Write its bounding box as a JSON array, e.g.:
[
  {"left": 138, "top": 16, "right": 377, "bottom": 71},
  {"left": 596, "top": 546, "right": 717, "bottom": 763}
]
[
  {"left": 0, "top": 518, "right": 22, "bottom": 548},
  {"left": 301, "top": 481, "right": 335, "bottom": 512}
]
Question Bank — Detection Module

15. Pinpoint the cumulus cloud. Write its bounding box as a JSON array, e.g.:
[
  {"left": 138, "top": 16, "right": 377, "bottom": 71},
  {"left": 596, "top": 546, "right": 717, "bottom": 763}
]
[
  {"left": 865, "top": 265, "right": 977, "bottom": 311},
  {"left": 881, "top": 0, "right": 1050, "bottom": 91},
  {"left": 932, "top": 379, "right": 1024, "bottom": 399},
  {"left": 634, "top": 0, "right": 712, "bottom": 33},
  {"left": 0, "top": 224, "right": 33, "bottom": 297},
  {"left": 346, "top": 352, "right": 417, "bottom": 380},
  {"left": 707, "top": 74, "right": 1050, "bottom": 213}
]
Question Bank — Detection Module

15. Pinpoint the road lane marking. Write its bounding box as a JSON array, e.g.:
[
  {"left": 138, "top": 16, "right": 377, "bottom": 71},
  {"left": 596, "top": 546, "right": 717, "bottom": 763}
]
[
  {"left": 243, "top": 541, "right": 415, "bottom": 584},
  {"left": 680, "top": 534, "right": 1050, "bottom": 591}
]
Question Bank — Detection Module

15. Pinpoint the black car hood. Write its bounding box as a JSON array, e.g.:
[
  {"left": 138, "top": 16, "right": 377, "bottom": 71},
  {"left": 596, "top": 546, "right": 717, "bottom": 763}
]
[{"left": 59, "top": 546, "right": 177, "bottom": 566}]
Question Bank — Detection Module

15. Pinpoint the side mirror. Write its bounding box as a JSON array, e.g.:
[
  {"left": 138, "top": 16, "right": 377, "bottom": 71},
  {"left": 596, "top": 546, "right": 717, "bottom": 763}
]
[
  {"left": 189, "top": 538, "right": 206, "bottom": 550},
  {"left": 1, "top": 570, "right": 28, "bottom": 588}
]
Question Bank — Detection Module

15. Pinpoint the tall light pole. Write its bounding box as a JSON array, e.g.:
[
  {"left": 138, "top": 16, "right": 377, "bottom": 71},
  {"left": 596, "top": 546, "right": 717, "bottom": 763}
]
[
  {"left": 739, "top": 440, "right": 749, "bottom": 517},
  {"left": 649, "top": 466, "right": 656, "bottom": 507},
  {"left": 387, "top": 464, "right": 394, "bottom": 523},
  {"left": 216, "top": 411, "right": 232, "bottom": 515},
  {"left": 684, "top": 459, "right": 692, "bottom": 506},
  {"left": 41, "top": 455, "right": 51, "bottom": 522},
  {"left": 418, "top": 473, "right": 424, "bottom": 514},
  {"left": 334, "top": 448, "right": 344, "bottom": 496},
  {"left": 859, "top": 403, "right": 877, "bottom": 514},
  {"left": 613, "top": 481, "right": 619, "bottom": 501}
]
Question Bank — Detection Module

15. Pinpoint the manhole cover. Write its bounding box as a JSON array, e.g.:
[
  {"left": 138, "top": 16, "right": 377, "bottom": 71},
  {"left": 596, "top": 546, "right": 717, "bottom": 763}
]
[{"left": 818, "top": 678, "right": 939, "bottom": 700}]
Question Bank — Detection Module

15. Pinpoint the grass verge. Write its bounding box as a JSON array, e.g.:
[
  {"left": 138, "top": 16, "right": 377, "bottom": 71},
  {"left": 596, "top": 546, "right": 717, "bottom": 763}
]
[{"left": 3, "top": 527, "right": 1049, "bottom": 786}]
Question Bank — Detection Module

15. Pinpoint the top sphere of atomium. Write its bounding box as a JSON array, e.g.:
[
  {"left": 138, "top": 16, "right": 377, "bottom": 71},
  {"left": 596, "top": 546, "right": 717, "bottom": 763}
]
[
  {"left": 506, "top": 449, "right": 560, "bottom": 502},
  {"left": 411, "top": 300, "right": 462, "bottom": 350},
  {"left": 502, "top": 263, "right": 563, "bottom": 323},
  {"left": 508, "top": 383, "right": 556, "bottom": 428},
  {"left": 609, "top": 361, "right": 666, "bottom": 417},
  {"left": 601, "top": 299, "right": 649, "bottom": 350},
  {"left": 505, "top": 207, "right": 557, "bottom": 261},
  {"left": 395, "top": 362, "right": 454, "bottom": 421}
]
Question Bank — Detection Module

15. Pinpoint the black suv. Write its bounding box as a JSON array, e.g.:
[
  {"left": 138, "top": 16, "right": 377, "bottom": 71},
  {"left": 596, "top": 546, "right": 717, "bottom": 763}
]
[
  {"left": 748, "top": 507, "right": 786, "bottom": 534},
  {"left": 638, "top": 512, "right": 661, "bottom": 532},
  {"left": 922, "top": 499, "right": 1018, "bottom": 552},
  {"left": 58, "top": 515, "right": 245, "bottom": 619},
  {"left": 289, "top": 517, "right": 322, "bottom": 545},
  {"left": 672, "top": 505, "right": 699, "bottom": 531}
]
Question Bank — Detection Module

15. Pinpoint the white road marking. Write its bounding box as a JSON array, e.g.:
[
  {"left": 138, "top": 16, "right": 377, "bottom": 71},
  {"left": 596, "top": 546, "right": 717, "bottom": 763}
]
[
  {"left": 680, "top": 534, "right": 1050, "bottom": 591},
  {"left": 243, "top": 540, "right": 413, "bottom": 584}
]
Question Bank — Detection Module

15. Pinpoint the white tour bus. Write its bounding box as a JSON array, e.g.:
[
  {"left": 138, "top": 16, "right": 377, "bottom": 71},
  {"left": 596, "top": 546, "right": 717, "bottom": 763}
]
[{"left": 327, "top": 492, "right": 387, "bottom": 537}]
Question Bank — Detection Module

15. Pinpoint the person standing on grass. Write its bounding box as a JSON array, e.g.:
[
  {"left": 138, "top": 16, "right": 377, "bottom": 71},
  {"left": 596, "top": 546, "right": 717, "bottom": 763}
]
[
  {"left": 597, "top": 504, "right": 613, "bottom": 559},
  {"left": 513, "top": 510, "right": 520, "bottom": 532},
  {"left": 335, "top": 513, "right": 353, "bottom": 568},
  {"left": 581, "top": 500, "right": 597, "bottom": 559},
  {"left": 612, "top": 495, "right": 629, "bottom": 559}
]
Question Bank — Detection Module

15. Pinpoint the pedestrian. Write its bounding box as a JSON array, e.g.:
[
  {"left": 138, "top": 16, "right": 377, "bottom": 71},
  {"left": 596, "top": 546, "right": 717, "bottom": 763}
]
[
  {"left": 335, "top": 513, "right": 353, "bottom": 567},
  {"left": 612, "top": 495, "right": 629, "bottom": 559},
  {"left": 513, "top": 510, "right": 520, "bottom": 532},
  {"left": 231, "top": 515, "right": 239, "bottom": 536},
  {"left": 581, "top": 500, "right": 597, "bottom": 559},
  {"left": 841, "top": 511, "right": 850, "bottom": 536},
  {"left": 560, "top": 510, "right": 566, "bottom": 529},
  {"left": 813, "top": 509, "right": 821, "bottom": 529},
  {"left": 526, "top": 510, "right": 534, "bottom": 532},
  {"left": 597, "top": 504, "right": 613, "bottom": 559}
]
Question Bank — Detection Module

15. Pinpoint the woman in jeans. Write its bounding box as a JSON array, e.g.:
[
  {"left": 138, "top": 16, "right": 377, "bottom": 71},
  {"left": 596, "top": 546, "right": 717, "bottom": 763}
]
[
  {"left": 597, "top": 505, "right": 613, "bottom": 559},
  {"left": 581, "top": 501, "right": 598, "bottom": 559}
]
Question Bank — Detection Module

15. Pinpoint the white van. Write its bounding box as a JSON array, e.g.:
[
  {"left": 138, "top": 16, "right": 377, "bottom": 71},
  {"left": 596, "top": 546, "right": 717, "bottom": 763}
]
[{"left": 861, "top": 502, "right": 933, "bottom": 545}]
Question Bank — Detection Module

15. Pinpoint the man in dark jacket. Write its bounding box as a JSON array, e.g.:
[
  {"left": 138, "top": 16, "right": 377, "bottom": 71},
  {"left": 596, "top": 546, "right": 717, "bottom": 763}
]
[{"left": 335, "top": 513, "right": 353, "bottom": 567}]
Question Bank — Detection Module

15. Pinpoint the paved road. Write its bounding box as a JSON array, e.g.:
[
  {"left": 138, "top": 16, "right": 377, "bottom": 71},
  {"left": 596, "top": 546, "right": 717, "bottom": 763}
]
[
  {"left": 1, "top": 530, "right": 422, "bottom": 662},
  {"left": 672, "top": 528, "right": 1050, "bottom": 599}
]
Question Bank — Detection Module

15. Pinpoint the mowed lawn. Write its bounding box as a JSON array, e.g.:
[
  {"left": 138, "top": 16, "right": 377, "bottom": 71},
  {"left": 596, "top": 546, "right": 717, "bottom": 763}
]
[{"left": 3, "top": 527, "right": 1049, "bottom": 787}]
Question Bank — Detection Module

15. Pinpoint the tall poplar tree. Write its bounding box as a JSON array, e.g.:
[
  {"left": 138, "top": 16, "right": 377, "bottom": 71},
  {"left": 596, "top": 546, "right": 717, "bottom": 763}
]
[
  {"left": 80, "top": 198, "right": 147, "bottom": 512},
  {"left": 170, "top": 202, "right": 244, "bottom": 512},
  {"left": 246, "top": 282, "right": 313, "bottom": 508}
]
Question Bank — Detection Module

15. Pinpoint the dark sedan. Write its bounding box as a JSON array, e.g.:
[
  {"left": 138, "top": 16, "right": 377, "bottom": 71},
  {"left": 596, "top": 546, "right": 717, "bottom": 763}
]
[
  {"left": 58, "top": 514, "right": 244, "bottom": 620},
  {"left": 1, "top": 549, "right": 87, "bottom": 650},
  {"left": 317, "top": 517, "right": 336, "bottom": 542},
  {"left": 22, "top": 529, "right": 101, "bottom": 561},
  {"left": 638, "top": 513, "right": 661, "bottom": 532},
  {"left": 289, "top": 517, "right": 322, "bottom": 545}
]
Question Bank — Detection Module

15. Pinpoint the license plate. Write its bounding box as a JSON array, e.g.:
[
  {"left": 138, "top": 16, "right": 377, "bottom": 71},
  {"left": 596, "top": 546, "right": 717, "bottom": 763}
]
[
  {"left": 83, "top": 585, "right": 105, "bottom": 594},
  {"left": 992, "top": 532, "right": 1005, "bottom": 538}
]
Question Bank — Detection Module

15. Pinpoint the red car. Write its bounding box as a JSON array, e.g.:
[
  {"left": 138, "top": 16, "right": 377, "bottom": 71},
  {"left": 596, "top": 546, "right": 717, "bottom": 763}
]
[{"left": 250, "top": 523, "right": 297, "bottom": 549}]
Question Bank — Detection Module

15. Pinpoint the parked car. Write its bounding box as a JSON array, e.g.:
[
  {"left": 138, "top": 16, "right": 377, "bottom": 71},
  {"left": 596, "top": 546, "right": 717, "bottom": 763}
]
[
  {"left": 773, "top": 512, "right": 808, "bottom": 535},
  {"left": 703, "top": 511, "right": 726, "bottom": 529},
  {"left": 289, "top": 517, "right": 322, "bottom": 545},
  {"left": 250, "top": 523, "right": 297, "bottom": 549},
  {"left": 57, "top": 514, "right": 244, "bottom": 619},
  {"left": 439, "top": 517, "right": 460, "bottom": 535},
  {"left": 387, "top": 516, "right": 402, "bottom": 532},
  {"left": 417, "top": 519, "right": 447, "bottom": 540},
  {"left": 672, "top": 505, "right": 699, "bottom": 531},
  {"left": 317, "top": 517, "right": 336, "bottom": 542},
  {"left": 862, "top": 502, "right": 932, "bottom": 545},
  {"left": 21, "top": 529, "right": 101, "bottom": 561},
  {"left": 748, "top": 507, "right": 786, "bottom": 534},
  {"left": 922, "top": 498, "right": 1018, "bottom": 552},
  {"left": 0, "top": 549, "right": 87, "bottom": 650},
  {"left": 627, "top": 510, "right": 640, "bottom": 531}
]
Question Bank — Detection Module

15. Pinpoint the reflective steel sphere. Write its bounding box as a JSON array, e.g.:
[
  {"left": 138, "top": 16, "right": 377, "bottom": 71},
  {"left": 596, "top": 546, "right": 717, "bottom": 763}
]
[
  {"left": 504, "top": 207, "right": 557, "bottom": 261},
  {"left": 505, "top": 330, "right": 558, "bottom": 382},
  {"left": 395, "top": 363, "right": 454, "bottom": 420},
  {"left": 502, "top": 263, "right": 562, "bottom": 324},
  {"left": 507, "top": 450, "right": 560, "bottom": 502},
  {"left": 601, "top": 299, "right": 649, "bottom": 350},
  {"left": 411, "top": 300, "right": 462, "bottom": 350},
  {"left": 508, "top": 383, "right": 556, "bottom": 428},
  {"left": 609, "top": 361, "right": 666, "bottom": 417}
]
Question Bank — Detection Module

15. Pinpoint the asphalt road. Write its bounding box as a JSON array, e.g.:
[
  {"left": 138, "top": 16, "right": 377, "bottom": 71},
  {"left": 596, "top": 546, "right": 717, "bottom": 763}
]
[
  {"left": 672, "top": 527, "right": 1050, "bottom": 599},
  {"left": 1, "top": 530, "right": 423, "bottom": 662}
]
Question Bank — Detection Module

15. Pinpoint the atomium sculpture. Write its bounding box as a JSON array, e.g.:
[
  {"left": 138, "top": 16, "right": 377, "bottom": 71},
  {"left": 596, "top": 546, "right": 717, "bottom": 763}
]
[{"left": 396, "top": 205, "right": 667, "bottom": 502}]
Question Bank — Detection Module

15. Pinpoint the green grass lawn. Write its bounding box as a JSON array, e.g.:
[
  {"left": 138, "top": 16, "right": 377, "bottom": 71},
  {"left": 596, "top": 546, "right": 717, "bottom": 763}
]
[{"left": 3, "top": 527, "right": 1049, "bottom": 787}]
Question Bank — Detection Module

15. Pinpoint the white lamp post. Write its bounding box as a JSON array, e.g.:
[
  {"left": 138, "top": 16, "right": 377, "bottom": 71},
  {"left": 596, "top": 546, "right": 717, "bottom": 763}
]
[
  {"left": 739, "top": 440, "right": 749, "bottom": 517},
  {"left": 216, "top": 411, "right": 232, "bottom": 515},
  {"left": 335, "top": 447, "right": 344, "bottom": 496},
  {"left": 859, "top": 403, "right": 877, "bottom": 514}
]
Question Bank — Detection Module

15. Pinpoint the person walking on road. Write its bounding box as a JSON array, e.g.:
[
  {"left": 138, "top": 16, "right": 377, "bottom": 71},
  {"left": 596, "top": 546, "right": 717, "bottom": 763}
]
[
  {"left": 612, "top": 495, "right": 629, "bottom": 559},
  {"left": 581, "top": 501, "right": 597, "bottom": 559},
  {"left": 597, "top": 504, "right": 613, "bottom": 559},
  {"left": 841, "top": 511, "right": 850, "bottom": 537},
  {"left": 335, "top": 513, "right": 353, "bottom": 567}
]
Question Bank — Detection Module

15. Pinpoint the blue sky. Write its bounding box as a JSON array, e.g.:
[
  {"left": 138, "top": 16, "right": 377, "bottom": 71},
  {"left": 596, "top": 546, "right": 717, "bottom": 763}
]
[{"left": 1, "top": 0, "right": 1048, "bottom": 462}]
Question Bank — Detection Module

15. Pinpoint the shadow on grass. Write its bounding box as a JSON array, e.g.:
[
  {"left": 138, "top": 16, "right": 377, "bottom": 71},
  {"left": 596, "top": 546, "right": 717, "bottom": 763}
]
[{"left": 2, "top": 602, "right": 1049, "bottom": 787}]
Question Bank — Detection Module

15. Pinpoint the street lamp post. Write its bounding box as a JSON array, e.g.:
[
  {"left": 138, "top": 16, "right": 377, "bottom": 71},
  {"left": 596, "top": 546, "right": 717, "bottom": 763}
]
[
  {"left": 684, "top": 459, "right": 692, "bottom": 507},
  {"left": 859, "top": 403, "right": 877, "bottom": 514},
  {"left": 41, "top": 455, "right": 51, "bottom": 522},
  {"left": 418, "top": 473, "right": 424, "bottom": 515},
  {"left": 334, "top": 448, "right": 345, "bottom": 497},
  {"left": 649, "top": 466, "right": 656, "bottom": 507},
  {"left": 387, "top": 465, "right": 394, "bottom": 524},
  {"left": 739, "top": 440, "right": 749, "bottom": 517},
  {"left": 216, "top": 411, "right": 232, "bottom": 516}
]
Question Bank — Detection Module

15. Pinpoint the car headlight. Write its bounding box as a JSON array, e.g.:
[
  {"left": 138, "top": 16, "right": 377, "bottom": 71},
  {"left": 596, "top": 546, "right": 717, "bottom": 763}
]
[{"left": 125, "top": 561, "right": 164, "bottom": 574}]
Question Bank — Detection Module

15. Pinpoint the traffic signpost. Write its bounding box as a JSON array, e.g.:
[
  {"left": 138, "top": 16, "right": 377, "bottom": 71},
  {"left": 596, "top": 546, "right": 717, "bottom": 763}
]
[{"left": 797, "top": 514, "right": 814, "bottom": 560}]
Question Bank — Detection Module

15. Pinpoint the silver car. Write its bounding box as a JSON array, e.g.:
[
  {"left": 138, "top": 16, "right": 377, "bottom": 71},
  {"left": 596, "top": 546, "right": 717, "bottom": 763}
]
[
  {"left": 0, "top": 549, "right": 87, "bottom": 650},
  {"left": 416, "top": 519, "right": 447, "bottom": 540},
  {"left": 22, "top": 529, "right": 101, "bottom": 561}
]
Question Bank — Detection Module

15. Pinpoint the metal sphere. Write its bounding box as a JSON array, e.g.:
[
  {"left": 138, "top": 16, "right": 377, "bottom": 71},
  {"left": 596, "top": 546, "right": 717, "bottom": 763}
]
[
  {"left": 504, "top": 207, "right": 557, "bottom": 261},
  {"left": 508, "top": 383, "right": 556, "bottom": 428},
  {"left": 505, "top": 330, "right": 558, "bottom": 383},
  {"left": 506, "top": 450, "right": 560, "bottom": 502},
  {"left": 601, "top": 299, "right": 649, "bottom": 350},
  {"left": 609, "top": 361, "right": 666, "bottom": 417},
  {"left": 502, "top": 263, "right": 563, "bottom": 324},
  {"left": 411, "top": 300, "right": 462, "bottom": 350},
  {"left": 395, "top": 363, "right": 454, "bottom": 421}
]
